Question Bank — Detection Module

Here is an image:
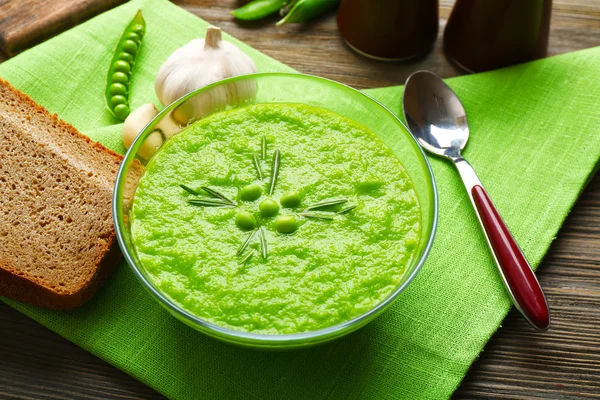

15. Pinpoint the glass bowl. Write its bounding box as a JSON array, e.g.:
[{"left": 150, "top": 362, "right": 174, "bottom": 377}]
[{"left": 113, "top": 73, "right": 438, "bottom": 350}]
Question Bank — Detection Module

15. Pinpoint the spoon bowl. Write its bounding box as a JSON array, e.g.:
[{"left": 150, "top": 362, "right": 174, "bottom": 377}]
[{"left": 403, "top": 71, "right": 469, "bottom": 159}]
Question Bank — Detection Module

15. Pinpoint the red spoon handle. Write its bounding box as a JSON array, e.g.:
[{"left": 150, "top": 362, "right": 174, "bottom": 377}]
[{"left": 472, "top": 185, "right": 550, "bottom": 331}]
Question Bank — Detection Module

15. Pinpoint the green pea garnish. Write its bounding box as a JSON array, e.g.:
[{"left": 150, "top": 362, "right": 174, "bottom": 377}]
[
  {"left": 275, "top": 215, "right": 297, "bottom": 234},
  {"left": 240, "top": 184, "right": 263, "bottom": 201},
  {"left": 236, "top": 211, "right": 257, "bottom": 231},
  {"left": 105, "top": 10, "right": 145, "bottom": 120},
  {"left": 259, "top": 199, "right": 279, "bottom": 217},
  {"left": 280, "top": 191, "right": 301, "bottom": 208}
]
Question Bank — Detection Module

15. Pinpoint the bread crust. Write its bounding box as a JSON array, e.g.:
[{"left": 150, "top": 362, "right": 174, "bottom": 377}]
[
  {"left": 0, "top": 78, "right": 124, "bottom": 162},
  {"left": 0, "top": 239, "right": 121, "bottom": 310},
  {"left": 0, "top": 78, "right": 123, "bottom": 309}
]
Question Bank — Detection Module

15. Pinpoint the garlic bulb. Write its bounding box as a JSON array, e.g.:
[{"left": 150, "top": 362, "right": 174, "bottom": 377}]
[
  {"left": 122, "top": 103, "right": 180, "bottom": 160},
  {"left": 155, "top": 26, "right": 258, "bottom": 125}
]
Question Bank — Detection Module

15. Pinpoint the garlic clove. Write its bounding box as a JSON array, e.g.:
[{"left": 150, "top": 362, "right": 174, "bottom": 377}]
[
  {"left": 158, "top": 112, "right": 181, "bottom": 140},
  {"left": 136, "top": 130, "right": 164, "bottom": 161},
  {"left": 122, "top": 103, "right": 181, "bottom": 160},
  {"left": 122, "top": 103, "right": 159, "bottom": 149}
]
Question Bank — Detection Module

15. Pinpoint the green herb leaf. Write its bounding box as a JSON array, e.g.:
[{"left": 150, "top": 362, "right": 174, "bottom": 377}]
[
  {"left": 239, "top": 249, "right": 256, "bottom": 265},
  {"left": 188, "top": 199, "right": 236, "bottom": 208},
  {"left": 237, "top": 229, "right": 258, "bottom": 256},
  {"left": 306, "top": 198, "right": 348, "bottom": 211},
  {"left": 261, "top": 135, "right": 267, "bottom": 160},
  {"left": 300, "top": 212, "right": 335, "bottom": 220},
  {"left": 269, "top": 149, "right": 280, "bottom": 196},
  {"left": 201, "top": 186, "right": 235, "bottom": 205},
  {"left": 180, "top": 184, "right": 200, "bottom": 195},
  {"left": 252, "top": 153, "right": 263, "bottom": 180},
  {"left": 337, "top": 205, "right": 357, "bottom": 214},
  {"left": 259, "top": 226, "right": 268, "bottom": 259}
]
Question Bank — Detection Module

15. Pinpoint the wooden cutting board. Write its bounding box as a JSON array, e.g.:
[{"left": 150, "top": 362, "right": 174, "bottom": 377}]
[{"left": 0, "top": 0, "right": 127, "bottom": 57}]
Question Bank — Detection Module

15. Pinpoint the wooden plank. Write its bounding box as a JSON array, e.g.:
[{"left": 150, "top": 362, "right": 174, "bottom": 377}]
[
  {"left": 0, "top": 0, "right": 127, "bottom": 57},
  {"left": 0, "top": 1, "right": 599, "bottom": 399}
]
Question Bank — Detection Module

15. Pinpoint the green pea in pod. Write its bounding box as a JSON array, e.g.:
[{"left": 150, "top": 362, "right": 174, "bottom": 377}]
[
  {"left": 276, "top": 0, "right": 340, "bottom": 26},
  {"left": 231, "top": 0, "right": 288, "bottom": 21},
  {"left": 105, "top": 10, "right": 146, "bottom": 120}
]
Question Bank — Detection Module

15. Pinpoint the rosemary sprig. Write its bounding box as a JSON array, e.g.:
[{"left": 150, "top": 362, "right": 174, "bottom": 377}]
[
  {"left": 180, "top": 184, "right": 200, "bottom": 195},
  {"left": 269, "top": 149, "right": 280, "bottom": 195},
  {"left": 188, "top": 199, "right": 236, "bottom": 208},
  {"left": 306, "top": 198, "right": 348, "bottom": 211},
  {"left": 259, "top": 226, "right": 268, "bottom": 259},
  {"left": 261, "top": 135, "right": 267, "bottom": 160},
  {"left": 239, "top": 249, "right": 256, "bottom": 265},
  {"left": 237, "top": 229, "right": 258, "bottom": 256},
  {"left": 252, "top": 153, "right": 263, "bottom": 180},
  {"left": 300, "top": 212, "right": 335, "bottom": 220},
  {"left": 201, "top": 186, "right": 235, "bottom": 205},
  {"left": 337, "top": 205, "right": 357, "bottom": 214}
]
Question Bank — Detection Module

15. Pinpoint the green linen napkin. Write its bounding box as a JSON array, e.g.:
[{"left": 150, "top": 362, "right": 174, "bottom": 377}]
[{"left": 1, "top": 0, "right": 599, "bottom": 398}]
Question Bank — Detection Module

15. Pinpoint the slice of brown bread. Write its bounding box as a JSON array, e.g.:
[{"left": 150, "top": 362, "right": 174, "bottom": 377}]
[{"left": 0, "top": 78, "right": 123, "bottom": 309}]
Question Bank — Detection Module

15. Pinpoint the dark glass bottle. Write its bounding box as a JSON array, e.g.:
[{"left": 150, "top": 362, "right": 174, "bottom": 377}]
[
  {"left": 337, "top": 0, "right": 439, "bottom": 61},
  {"left": 444, "top": 0, "right": 553, "bottom": 73}
]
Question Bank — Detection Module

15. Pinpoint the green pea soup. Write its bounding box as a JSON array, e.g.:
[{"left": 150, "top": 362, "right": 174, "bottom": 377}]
[{"left": 130, "top": 103, "right": 421, "bottom": 335}]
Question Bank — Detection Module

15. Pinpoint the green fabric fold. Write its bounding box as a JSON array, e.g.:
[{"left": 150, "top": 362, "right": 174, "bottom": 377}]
[{"left": 1, "top": 0, "right": 598, "bottom": 399}]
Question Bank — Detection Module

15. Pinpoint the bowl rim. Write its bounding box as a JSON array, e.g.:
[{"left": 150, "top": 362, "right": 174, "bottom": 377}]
[{"left": 113, "top": 72, "right": 439, "bottom": 345}]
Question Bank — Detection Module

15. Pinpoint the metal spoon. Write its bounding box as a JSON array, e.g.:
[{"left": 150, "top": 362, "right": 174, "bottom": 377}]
[{"left": 403, "top": 70, "right": 550, "bottom": 331}]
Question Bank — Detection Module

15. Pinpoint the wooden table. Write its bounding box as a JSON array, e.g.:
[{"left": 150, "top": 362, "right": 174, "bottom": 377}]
[{"left": 1, "top": 1, "right": 599, "bottom": 398}]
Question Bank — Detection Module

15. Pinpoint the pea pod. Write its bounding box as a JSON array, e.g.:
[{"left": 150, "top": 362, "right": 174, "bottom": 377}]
[
  {"left": 232, "top": 0, "right": 288, "bottom": 21},
  {"left": 105, "top": 10, "right": 146, "bottom": 120},
  {"left": 276, "top": 0, "right": 339, "bottom": 26}
]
